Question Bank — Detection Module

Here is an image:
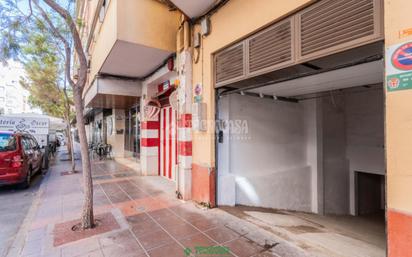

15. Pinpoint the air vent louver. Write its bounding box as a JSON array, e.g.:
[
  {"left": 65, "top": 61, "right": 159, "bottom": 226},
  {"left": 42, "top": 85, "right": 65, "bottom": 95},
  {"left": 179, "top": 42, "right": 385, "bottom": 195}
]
[
  {"left": 215, "top": 43, "right": 245, "bottom": 86},
  {"left": 300, "top": 0, "right": 377, "bottom": 57},
  {"left": 249, "top": 20, "right": 293, "bottom": 74}
]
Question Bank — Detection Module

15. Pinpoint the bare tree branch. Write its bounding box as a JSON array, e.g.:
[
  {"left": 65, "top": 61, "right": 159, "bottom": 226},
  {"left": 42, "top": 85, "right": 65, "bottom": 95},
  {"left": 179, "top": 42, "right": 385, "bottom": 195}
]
[
  {"left": 32, "top": 0, "right": 75, "bottom": 88},
  {"left": 42, "top": 0, "right": 88, "bottom": 91}
]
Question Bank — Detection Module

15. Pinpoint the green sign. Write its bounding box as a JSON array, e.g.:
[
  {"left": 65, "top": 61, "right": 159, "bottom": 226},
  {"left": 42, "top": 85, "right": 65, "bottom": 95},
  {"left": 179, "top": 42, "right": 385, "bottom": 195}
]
[
  {"left": 184, "top": 246, "right": 231, "bottom": 257},
  {"left": 386, "top": 71, "right": 412, "bottom": 92}
]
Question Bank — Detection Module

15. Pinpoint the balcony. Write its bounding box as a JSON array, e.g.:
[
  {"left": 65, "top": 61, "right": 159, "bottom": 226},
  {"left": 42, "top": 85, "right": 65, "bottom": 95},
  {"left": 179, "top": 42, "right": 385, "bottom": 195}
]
[{"left": 88, "top": 0, "right": 180, "bottom": 80}]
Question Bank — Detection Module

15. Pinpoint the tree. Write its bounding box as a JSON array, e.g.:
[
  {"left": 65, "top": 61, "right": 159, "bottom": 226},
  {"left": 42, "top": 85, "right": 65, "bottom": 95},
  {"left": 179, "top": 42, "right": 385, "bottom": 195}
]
[
  {"left": 19, "top": 26, "right": 76, "bottom": 173},
  {"left": 0, "top": 0, "right": 95, "bottom": 229}
]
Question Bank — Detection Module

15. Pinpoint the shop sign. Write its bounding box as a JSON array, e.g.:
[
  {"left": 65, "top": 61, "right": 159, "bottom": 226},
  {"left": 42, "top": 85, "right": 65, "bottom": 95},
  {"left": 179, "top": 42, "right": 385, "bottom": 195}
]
[
  {"left": 0, "top": 116, "right": 49, "bottom": 134},
  {"left": 386, "top": 41, "right": 412, "bottom": 92}
]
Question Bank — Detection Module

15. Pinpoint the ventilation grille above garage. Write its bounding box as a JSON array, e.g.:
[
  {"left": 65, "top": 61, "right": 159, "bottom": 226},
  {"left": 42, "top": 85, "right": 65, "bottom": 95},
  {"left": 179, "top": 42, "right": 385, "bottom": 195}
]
[
  {"left": 215, "top": 43, "right": 245, "bottom": 85},
  {"left": 249, "top": 19, "right": 293, "bottom": 75},
  {"left": 213, "top": 0, "right": 383, "bottom": 88},
  {"left": 298, "top": 0, "right": 380, "bottom": 59}
]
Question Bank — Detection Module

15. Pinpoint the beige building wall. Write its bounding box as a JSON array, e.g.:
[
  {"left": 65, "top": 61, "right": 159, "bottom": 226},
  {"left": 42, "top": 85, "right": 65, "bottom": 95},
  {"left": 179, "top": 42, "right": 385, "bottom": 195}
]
[
  {"left": 82, "top": 0, "right": 180, "bottom": 87},
  {"left": 191, "top": 0, "right": 313, "bottom": 168},
  {"left": 385, "top": 0, "right": 412, "bottom": 212},
  {"left": 384, "top": 0, "right": 412, "bottom": 256}
]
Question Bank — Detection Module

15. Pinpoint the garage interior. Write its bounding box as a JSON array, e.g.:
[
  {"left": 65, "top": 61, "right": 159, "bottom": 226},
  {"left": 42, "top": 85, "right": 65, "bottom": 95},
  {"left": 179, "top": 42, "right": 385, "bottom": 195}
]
[{"left": 216, "top": 42, "right": 386, "bottom": 256}]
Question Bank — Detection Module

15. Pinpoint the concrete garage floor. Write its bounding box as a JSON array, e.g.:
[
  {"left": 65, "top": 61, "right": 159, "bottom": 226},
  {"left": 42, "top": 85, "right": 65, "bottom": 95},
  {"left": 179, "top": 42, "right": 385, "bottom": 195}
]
[{"left": 221, "top": 206, "right": 386, "bottom": 257}]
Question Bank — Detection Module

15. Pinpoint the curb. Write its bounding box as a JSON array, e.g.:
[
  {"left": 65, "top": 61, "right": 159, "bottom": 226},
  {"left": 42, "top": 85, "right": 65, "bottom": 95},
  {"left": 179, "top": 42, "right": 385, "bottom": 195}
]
[{"left": 5, "top": 170, "right": 51, "bottom": 257}]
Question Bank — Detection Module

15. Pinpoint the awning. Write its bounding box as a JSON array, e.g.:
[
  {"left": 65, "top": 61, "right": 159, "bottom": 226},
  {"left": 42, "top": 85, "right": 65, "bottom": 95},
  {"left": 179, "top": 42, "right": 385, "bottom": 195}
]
[{"left": 84, "top": 76, "right": 142, "bottom": 109}]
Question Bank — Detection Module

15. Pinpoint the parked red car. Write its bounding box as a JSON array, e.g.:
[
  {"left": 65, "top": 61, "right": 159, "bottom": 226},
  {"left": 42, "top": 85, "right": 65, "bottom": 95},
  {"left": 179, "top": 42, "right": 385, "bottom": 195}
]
[{"left": 0, "top": 132, "right": 44, "bottom": 188}]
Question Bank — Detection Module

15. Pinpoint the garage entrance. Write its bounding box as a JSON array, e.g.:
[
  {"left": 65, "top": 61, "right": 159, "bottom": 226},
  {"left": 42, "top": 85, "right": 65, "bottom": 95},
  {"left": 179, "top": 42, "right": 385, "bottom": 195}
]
[
  {"left": 213, "top": 0, "right": 385, "bottom": 253},
  {"left": 215, "top": 42, "right": 386, "bottom": 256}
]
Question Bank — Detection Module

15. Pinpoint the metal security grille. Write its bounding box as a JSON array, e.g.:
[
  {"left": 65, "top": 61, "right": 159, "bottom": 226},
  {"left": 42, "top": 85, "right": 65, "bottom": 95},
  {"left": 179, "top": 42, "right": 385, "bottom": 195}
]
[
  {"left": 248, "top": 19, "right": 293, "bottom": 75},
  {"left": 215, "top": 43, "right": 245, "bottom": 86},
  {"left": 299, "top": 0, "right": 380, "bottom": 59}
]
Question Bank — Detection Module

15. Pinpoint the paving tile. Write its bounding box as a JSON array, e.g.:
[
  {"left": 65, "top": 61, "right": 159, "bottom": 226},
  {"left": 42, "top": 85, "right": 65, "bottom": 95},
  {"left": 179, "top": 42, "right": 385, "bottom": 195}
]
[
  {"left": 148, "top": 209, "right": 176, "bottom": 220},
  {"left": 252, "top": 251, "right": 282, "bottom": 257},
  {"left": 126, "top": 213, "right": 152, "bottom": 226},
  {"left": 205, "top": 227, "right": 241, "bottom": 244},
  {"left": 130, "top": 219, "right": 161, "bottom": 237},
  {"left": 135, "top": 228, "right": 174, "bottom": 250},
  {"left": 99, "top": 230, "right": 145, "bottom": 257},
  {"left": 188, "top": 217, "right": 221, "bottom": 231},
  {"left": 170, "top": 206, "right": 206, "bottom": 221},
  {"left": 147, "top": 242, "right": 184, "bottom": 257},
  {"left": 77, "top": 249, "right": 104, "bottom": 257},
  {"left": 178, "top": 233, "right": 215, "bottom": 248},
  {"left": 100, "top": 183, "right": 130, "bottom": 203},
  {"left": 224, "top": 237, "right": 264, "bottom": 257},
  {"left": 61, "top": 238, "right": 100, "bottom": 257},
  {"left": 26, "top": 227, "right": 47, "bottom": 242},
  {"left": 164, "top": 222, "right": 199, "bottom": 240},
  {"left": 148, "top": 209, "right": 183, "bottom": 228},
  {"left": 21, "top": 239, "right": 42, "bottom": 256}
]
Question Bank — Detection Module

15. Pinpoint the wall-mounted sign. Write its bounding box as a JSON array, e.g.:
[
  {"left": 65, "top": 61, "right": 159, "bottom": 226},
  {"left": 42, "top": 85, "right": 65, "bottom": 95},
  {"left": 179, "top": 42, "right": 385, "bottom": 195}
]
[
  {"left": 143, "top": 99, "right": 161, "bottom": 121},
  {"left": 169, "top": 91, "right": 179, "bottom": 111},
  {"left": 194, "top": 83, "right": 203, "bottom": 103},
  {"left": 386, "top": 41, "right": 412, "bottom": 92}
]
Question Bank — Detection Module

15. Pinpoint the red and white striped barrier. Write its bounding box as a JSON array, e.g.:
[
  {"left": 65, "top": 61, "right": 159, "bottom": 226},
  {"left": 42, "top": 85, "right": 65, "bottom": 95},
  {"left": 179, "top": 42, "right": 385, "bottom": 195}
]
[{"left": 140, "top": 119, "right": 160, "bottom": 176}]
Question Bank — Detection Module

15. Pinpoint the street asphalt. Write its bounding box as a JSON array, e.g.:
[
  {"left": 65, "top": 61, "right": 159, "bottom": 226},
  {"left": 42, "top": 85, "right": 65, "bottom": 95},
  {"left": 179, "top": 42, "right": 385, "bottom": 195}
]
[{"left": 0, "top": 172, "right": 43, "bottom": 257}]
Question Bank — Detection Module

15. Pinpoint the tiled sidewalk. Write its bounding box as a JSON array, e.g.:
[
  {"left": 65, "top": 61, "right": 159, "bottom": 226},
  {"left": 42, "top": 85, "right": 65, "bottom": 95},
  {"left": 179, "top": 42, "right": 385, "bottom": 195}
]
[{"left": 10, "top": 154, "right": 309, "bottom": 257}]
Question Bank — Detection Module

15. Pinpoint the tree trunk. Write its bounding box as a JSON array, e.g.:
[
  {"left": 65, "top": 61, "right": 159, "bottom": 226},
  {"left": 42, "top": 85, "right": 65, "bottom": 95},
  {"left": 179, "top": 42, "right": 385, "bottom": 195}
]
[
  {"left": 73, "top": 86, "right": 94, "bottom": 229},
  {"left": 65, "top": 119, "right": 76, "bottom": 173}
]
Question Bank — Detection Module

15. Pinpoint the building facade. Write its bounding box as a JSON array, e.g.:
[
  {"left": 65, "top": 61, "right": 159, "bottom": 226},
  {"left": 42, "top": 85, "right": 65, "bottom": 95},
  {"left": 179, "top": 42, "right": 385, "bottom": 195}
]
[
  {"left": 0, "top": 63, "right": 33, "bottom": 115},
  {"left": 77, "top": 0, "right": 412, "bottom": 255}
]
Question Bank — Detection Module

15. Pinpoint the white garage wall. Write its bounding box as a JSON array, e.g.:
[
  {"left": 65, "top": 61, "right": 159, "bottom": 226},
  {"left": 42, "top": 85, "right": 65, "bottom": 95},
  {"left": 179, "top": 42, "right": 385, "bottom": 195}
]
[
  {"left": 322, "top": 87, "right": 384, "bottom": 215},
  {"left": 322, "top": 95, "right": 350, "bottom": 215},
  {"left": 218, "top": 94, "right": 312, "bottom": 212},
  {"left": 217, "top": 87, "right": 384, "bottom": 215},
  {"left": 345, "top": 88, "right": 385, "bottom": 215}
]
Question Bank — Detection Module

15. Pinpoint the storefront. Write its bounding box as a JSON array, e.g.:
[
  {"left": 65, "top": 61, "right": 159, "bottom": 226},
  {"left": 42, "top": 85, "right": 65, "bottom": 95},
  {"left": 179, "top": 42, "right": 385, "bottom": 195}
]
[{"left": 124, "top": 105, "right": 140, "bottom": 158}]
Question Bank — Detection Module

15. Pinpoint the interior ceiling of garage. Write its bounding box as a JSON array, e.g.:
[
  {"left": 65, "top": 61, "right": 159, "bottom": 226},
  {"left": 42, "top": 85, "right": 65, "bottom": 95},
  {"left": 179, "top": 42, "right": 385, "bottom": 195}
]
[
  {"left": 247, "top": 60, "right": 383, "bottom": 97},
  {"left": 100, "top": 40, "right": 172, "bottom": 78},
  {"left": 220, "top": 42, "right": 384, "bottom": 98}
]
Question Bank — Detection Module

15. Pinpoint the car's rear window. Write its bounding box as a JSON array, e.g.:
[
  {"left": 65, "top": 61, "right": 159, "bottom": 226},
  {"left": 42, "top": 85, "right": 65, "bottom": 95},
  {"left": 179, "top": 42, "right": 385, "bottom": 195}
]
[{"left": 0, "top": 133, "right": 17, "bottom": 152}]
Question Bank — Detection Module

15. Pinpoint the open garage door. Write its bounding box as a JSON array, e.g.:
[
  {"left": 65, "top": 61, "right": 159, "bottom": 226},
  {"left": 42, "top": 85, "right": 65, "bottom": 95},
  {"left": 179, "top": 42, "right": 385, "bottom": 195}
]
[{"left": 216, "top": 43, "right": 385, "bottom": 215}]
